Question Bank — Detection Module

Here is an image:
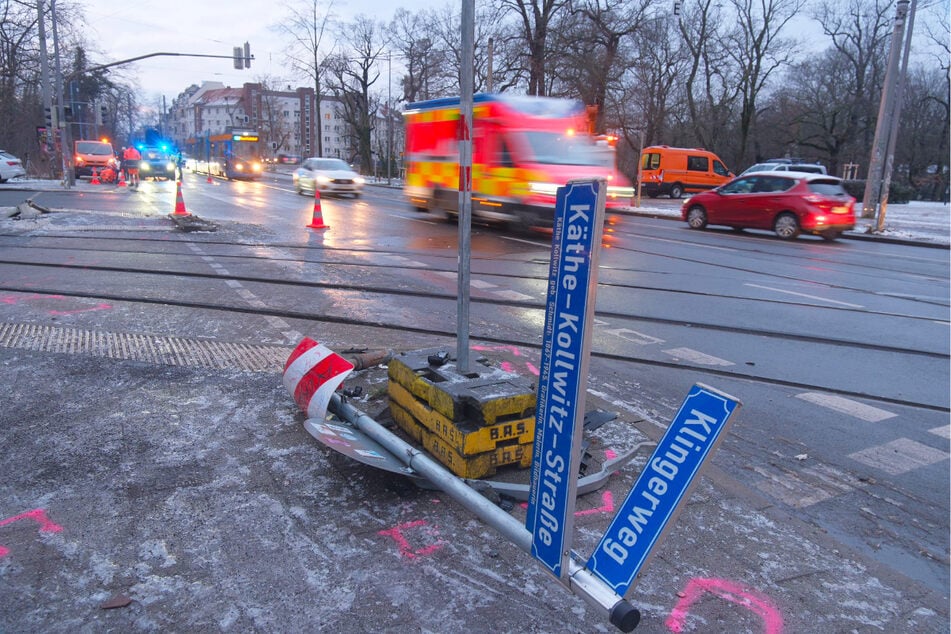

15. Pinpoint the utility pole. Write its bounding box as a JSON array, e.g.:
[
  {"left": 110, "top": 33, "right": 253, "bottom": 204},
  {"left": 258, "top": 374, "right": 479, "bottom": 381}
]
[
  {"left": 862, "top": 0, "right": 910, "bottom": 221},
  {"left": 876, "top": 0, "right": 917, "bottom": 233},
  {"left": 50, "top": 0, "right": 72, "bottom": 187}
]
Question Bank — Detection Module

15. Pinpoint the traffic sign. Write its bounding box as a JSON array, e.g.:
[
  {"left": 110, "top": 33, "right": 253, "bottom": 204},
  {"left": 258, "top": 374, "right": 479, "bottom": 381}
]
[
  {"left": 526, "top": 180, "right": 607, "bottom": 579},
  {"left": 586, "top": 383, "right": 741, "bottom": 596}
]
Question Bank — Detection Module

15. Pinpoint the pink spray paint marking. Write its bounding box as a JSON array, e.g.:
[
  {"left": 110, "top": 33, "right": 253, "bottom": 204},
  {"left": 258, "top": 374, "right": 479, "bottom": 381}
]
[
  {"left": 1, "top": 293, "right": 111, "bottom": 315},
  {"left": 665, "top": 577, "right": 784, "bottom": 634},
  {"left": 0, "top": 509, "right": 63, "bottom": 557},
  {"left": 378, "top": 520, "right": 445, "bottom": 560},
  {"left": 574, "top": 490, "right": 614, "bottom": 517},
  {"left": 472, "top": 344, "right": 540, "bottom": 377}
]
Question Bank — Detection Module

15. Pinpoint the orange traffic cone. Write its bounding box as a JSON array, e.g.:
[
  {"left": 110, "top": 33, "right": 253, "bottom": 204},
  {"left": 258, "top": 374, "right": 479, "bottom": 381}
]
[
  {"left": 173, "top": 181, "right": 189, "bottom": 216},
  {"left": 117, "top": 169, "right": 127, "bottom": 187},
  {"left": 90, "top": 168, "right": 100, "bottom": 184},
  {"left": 206, "top": 172, "right": 213, "bottom": 184},
  {"left": 307, "top": 189, "right": 328, "bottom": 229}
]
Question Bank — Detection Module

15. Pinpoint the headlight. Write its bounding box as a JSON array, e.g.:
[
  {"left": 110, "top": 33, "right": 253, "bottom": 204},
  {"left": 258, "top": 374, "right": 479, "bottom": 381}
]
[
  {"left": 316, "top": 175, "right": 331, "bottom": 185},
  {"left": 354, "top": 176, "right": 365, "bottom": 185},
  {"left": 251, "top": 162, "right": 262, "bottom": 172},
  {"left": 140, "top": 163, "right": 151, "bottom": 172},
  {"left": 165, "top": 162, "right": 176, "bottom": 171},
  {"left": 528, "top": 182, "right": 560, "bottom": 196}
]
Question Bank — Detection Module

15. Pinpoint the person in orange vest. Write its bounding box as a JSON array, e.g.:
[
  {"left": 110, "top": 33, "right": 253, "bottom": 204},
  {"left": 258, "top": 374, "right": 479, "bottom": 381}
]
[{"left": 122, "top": 145, "right": 142, "bottom": 187}]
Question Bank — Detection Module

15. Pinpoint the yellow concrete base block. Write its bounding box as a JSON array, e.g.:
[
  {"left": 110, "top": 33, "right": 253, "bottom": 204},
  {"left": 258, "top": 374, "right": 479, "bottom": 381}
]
[
  {"left": 388, "top": 381, "right": 535, "bottom": 455},
  {"left": 391, "top": 402, "right": 532, "bottom": 479}
]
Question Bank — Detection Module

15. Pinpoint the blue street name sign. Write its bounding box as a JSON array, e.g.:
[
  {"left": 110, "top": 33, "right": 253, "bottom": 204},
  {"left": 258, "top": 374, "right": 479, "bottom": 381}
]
[
  {"left": 586, "top": 383, "right": 741, "bottom": 596},
  {"left": 526, "top": 180, "right": 606, "bottom": 579}
]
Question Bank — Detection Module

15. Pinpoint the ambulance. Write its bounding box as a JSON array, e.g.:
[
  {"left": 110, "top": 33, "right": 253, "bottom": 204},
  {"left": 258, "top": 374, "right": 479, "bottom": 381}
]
[{"left": 403, "top": 94, "right": 634, "bottom": 228}]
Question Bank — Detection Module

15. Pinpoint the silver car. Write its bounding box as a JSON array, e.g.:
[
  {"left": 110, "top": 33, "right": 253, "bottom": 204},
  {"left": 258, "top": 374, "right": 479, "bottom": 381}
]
[
  {"left": 0, "top": 150, "right": 27, "bottom": 183},
  {"left": 293, "top": 158, "right": 365, "bottom": 197}
]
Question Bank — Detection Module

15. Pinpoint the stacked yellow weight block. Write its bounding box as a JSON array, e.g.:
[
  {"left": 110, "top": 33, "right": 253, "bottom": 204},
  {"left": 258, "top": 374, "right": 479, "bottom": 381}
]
[{"left": 387, "top": 349, "right": 537, "bottom": 479}]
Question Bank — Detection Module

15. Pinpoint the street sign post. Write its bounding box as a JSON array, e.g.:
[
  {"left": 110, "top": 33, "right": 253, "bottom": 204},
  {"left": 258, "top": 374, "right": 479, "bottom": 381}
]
[
  {"left": 586, "top": 383, "right": 742, "bottom": 596},
  {"left": 526, "top": 179, "right": 607, "bottom": 579}
]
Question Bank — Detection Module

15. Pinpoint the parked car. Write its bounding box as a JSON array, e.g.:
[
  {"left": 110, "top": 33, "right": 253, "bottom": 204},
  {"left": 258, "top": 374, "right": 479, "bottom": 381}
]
[
  {"left": 293, "top": 158, "right": 365, "bottom": 197},
  {"left": 0, "top": 150, "right": 27, "bottom": 182},
  {"left": 138, "top": 147, "right": 177, "bottom": 180},
  {"left": 740, "top": 162, "right": 827, "bottom": 176},
  {"left": 681, "top": 171, "right": 856, "bottom": 240}
]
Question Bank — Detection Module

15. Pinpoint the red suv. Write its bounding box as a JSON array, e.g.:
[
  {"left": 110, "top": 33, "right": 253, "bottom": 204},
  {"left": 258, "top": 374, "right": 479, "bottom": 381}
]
[{"left": 681, "top": 171, "right": 856, "bottom": 240}]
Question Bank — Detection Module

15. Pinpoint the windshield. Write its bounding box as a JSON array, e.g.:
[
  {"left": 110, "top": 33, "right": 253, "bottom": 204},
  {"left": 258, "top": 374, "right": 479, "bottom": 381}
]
[
  {"left": 312, "top": 158, "right": 352, "bottom": 171},
  {"left": 522, "top": 132, "right": 614, "bottom": 167},
  {"left": 76, "top": 142, "right": 112, "bottom": 156}
]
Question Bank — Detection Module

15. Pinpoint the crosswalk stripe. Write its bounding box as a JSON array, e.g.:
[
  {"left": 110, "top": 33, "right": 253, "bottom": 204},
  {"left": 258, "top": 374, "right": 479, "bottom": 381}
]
[
  {"left": 663, "top": 347, "right": 734, "bottom": 366},
  {"left": 848, "top": 438, "right": 949, "bottom": 476},
  {"left": 796, "top": 392, "right": 896, "bottom": 422}
]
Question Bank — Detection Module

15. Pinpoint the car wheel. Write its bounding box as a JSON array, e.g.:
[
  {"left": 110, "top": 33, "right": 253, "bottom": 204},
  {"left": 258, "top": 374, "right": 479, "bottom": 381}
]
[
  {"left": 773, "top": 213, "right": 800, "bottom": 239},
  {"left": 353, "top": 192, "right": 361, "bottom": 199},
  {"left": 686, "top": 205, "right": 707, "bottom": 229},
  {"left": 669, "top": 183, "right": 684, "bottom": 199},
  {"left": 821, "top": 230, "right": 841, "bottom": 241}
]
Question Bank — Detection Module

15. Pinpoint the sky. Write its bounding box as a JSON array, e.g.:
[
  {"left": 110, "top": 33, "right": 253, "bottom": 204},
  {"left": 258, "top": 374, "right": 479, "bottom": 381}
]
[{"left": 88, "top": 0, "right": 436, "bottom": 106}]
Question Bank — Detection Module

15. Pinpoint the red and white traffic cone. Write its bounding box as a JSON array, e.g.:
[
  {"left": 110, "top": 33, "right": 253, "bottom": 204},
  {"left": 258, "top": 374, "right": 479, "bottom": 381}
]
[
  {"left": 307, "top": 189, "right": 328, "bottom": 229},
  {"left": 90, "top": 168, "right": 100, "bottom": 185},
  {"left": 206, "top": 172, "right": 213, "bottom": 184},
  {"left": 172, "top": 180, "right": 189, "bottom": 216},
  {"left": 117, "top": 169, "right": 127, "bottom": 187}
]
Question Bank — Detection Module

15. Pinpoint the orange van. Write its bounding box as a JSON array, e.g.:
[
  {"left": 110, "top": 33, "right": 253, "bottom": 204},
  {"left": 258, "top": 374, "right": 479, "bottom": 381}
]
[
  {"left": 639, "top": 145, "right": 733, "bottom": 199},
  {"left": 73, "top": 139, "right": 118, "bottom": 180}
]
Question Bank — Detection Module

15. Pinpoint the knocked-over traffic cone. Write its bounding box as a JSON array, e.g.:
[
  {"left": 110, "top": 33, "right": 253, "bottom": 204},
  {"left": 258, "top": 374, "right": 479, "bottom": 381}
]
[
  {"left": 90, "top": 168, "right": 101, "bottom": 184},
  {"left": 307, "top": 189, "right": 328, "bottom": 229},
  {"left": 172, "top": 180, "right": 189, "bottom": 216}
]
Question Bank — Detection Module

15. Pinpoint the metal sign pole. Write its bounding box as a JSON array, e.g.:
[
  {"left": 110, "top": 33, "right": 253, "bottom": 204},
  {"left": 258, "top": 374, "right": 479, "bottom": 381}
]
[{"left": 456, "top": 0, "right": 474, "bottom": 373}]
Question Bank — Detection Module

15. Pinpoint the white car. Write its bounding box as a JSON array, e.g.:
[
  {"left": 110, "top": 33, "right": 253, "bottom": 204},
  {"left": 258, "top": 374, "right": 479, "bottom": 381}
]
[
  {"left": 740, "top": 161, "right": 827, "bottom": 176},
  {"left": 293, "top": 158, "right": 365, "bottom": 197},
  {"left": 0, "top": 150, "right": 27, "bottom": 183}
]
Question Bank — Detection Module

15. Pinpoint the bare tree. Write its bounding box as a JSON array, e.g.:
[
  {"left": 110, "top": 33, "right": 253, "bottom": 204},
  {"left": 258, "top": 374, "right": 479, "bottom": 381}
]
[
  {"left": 324, "top": 15, "right": 385, "bottom": 172},
  {"left": 498, "top": 0, "right": 569, "bottom": 95},
  {"left": 550, "top": 0, "right": 650, "bottom": 132},
  {"left": 275, "top": 0, "right": 336, "bottom": 157},
  {"left": 726, "top": 0, "right": 803, "bottom": 165},
  {"left": 677, "top": 0, "right": 741, "bottom": 153}
]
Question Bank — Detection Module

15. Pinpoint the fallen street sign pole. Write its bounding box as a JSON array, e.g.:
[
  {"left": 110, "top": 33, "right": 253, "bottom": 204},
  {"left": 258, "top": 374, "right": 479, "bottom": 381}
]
[
  {"left": 283, "top": 181, "right": 741, "bottom": 632},
  {"left": 526, "top": 179, "right": 606, "bottom": 579},
  {"left": 586, "top": 383, "right": 742, "bottom": 596}
]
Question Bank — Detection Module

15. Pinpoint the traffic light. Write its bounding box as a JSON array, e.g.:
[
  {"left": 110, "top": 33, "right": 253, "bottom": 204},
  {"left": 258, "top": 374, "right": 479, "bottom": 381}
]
[
  {"left": 63, "top": 106, "right": 73, "bottom": 121},
  {"left": 234, "top": 42, "right": 252, "bottom": 69},
  {"left": 44, "top": 105, "right": 53, "bottom": 128}
]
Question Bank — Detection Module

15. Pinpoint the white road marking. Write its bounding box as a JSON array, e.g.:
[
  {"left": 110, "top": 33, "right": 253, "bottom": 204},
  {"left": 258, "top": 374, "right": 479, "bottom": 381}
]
[
  {"left": 929, "top": 425, "right": 950, "bottom": 439},
  {"left": 848, "top": 438, "right": 950, "bottom": 476},
  {"left": 795, "top": 392, "right": 897, "bottom": 422},
  {"left": 494, "top": 290, "right": 535, "bottom": 301},
  {"left": 751, "top": 462, "right": 861, "bottom": 509},
  {"left": 603, "top": 328, "right": 665, "bottom": 345},
  {"left": 470, "top": 279, "right": 496, "bottom": 289},
  {"left": 662, "top": 347, "right": 734, "bottom": 366},
  {"left": 745, "top": 283, "right": 864, "bottom": 308}
]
